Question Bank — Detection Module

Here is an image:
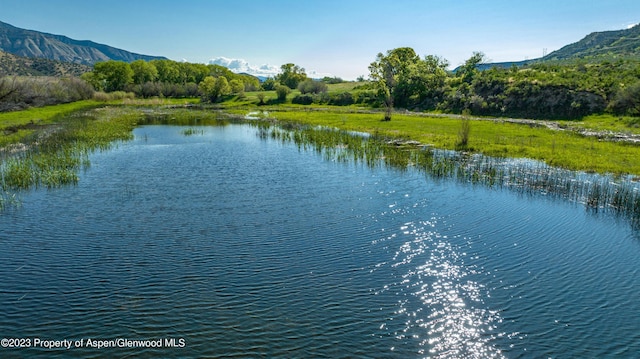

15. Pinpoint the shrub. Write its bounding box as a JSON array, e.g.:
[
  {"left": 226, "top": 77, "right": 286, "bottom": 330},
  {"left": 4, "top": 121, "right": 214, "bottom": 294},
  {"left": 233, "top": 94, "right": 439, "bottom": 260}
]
[
  {"left": 321, "top": 76, "right": 344, "bottom": 84},
  {"left": 292, "top": 94, "right": 314, "bottom": 105},
  {"left": 262, "top": 78, "right": 277, "bottom": 91},
  {"left": 354, "top": 91, "right": 378, "bottom": 105},
  {"left": 275, "top": 85, "right": 290, "bottom": 102},
  {"left": 92, "top": 91, "right": 110, "bottom": 102},
  {"left": 609, "top": 81, "right": 640, "bottom": 116},
  {"left": 298, "top": 80, "right": 328, "bottom": 94},
  {"left": 457, "top": 112, "right": 471, "bottom": 149},
  {"left": 328, "top": 92, "right": 354, "bottom": 106},
  {"left": 0, "top": 76, "right": 95, "bottom": 112},
  {"left": 92, "top": 91, "right": 134, "bottom": 102}
]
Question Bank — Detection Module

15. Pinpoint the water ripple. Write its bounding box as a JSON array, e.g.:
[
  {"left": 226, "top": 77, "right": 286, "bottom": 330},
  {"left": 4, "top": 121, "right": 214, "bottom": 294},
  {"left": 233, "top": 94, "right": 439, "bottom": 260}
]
[
  {"left": 2, "top": 124, "right": 639, "bottom": 358},
  {"left": 381, "top": 220, "right": 505, "bottom": 358}
]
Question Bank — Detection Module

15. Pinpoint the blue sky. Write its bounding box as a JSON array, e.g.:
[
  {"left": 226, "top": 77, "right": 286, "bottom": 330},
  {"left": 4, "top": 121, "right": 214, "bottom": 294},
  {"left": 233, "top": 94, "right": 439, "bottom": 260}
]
[{"left": 1, "top": 0, "right": 639, "bottom": 79}]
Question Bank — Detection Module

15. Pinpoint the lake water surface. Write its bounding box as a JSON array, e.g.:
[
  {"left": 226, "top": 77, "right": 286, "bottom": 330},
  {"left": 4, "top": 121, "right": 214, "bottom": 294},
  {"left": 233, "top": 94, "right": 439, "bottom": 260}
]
[{"left": 1, "top": 124, "right": 639, "bottom": 358}]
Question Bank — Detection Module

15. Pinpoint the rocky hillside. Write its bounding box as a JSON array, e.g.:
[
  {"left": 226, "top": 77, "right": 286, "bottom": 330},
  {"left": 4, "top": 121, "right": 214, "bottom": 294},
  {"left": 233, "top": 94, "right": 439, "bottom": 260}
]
[
  {"left": 0, "top": 49, "right": 91, "bottom": 76},
  {"left": 0, "top": 20, "right": 166, "bottom": 65}
]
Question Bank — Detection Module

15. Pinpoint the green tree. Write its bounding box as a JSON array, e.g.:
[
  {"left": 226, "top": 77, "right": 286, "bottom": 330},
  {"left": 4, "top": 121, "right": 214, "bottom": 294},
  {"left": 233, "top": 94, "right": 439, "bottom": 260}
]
[
  {"left": 457, "top": 51, "right": 486, "bottom": 83},
  {"left": 130, "top": 60, "right": 158, "bottom": 85},
  {"left": 276, "top": 63, "right": 308, "bottom": 89},
  {"left": 93, "top": 60, "right": 133, "bottom": 92},
  {"left": 610, "top": 80, "right": 640, "bottom": 115},
  {"left": 151, "top": 59, "right": 180, "bottom": 83},
  {"left": 298, "top": 79, "right": 328, "bottom": 94},
  {"left": 237, "top": 74, "right": 261, "bottom": 91},
  {"left": 80, "top": 71, "right": 103, "bottom": 91},
  {"left": 179, "top": 62, "right": 209, "bottom": 84},
  {"left": 229, "top": 79, "right": 244, "bottom": 95},
  {"left": 368, "top": 47, "right": 421, "bottom": 120},
  {"left": 199, "top": 76, "right": 230, "bottom": 103},
  {"left": 262, "top": 78, "right": 277, "bottom": 91}
]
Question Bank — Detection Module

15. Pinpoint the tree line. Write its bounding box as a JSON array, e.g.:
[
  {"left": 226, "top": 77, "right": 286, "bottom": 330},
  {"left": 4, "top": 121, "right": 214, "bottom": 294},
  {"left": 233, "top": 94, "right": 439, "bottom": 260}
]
[
  {"left": 2, "top": 48, "right": 639, "bottom": 120},
  {"left": 80, "top": 59, "right": 261, "bottom": 100},
  {"left": 366, "top": 47, "right": 640, "bottom": 120}
]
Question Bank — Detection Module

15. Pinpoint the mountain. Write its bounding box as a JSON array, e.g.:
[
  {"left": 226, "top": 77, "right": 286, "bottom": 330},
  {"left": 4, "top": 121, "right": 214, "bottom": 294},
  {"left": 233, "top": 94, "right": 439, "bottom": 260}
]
[
  {"left": 0, "top": 49, "right": 91, "bottom": 76},
  {"left": 0, "top": 20, "right": 166, "bottom": 65},
  {"left": 544, "top": 23, "right": 640, "bottom": 61},
  {"left": 474, "top": 23, "right": 640, "bottom": 71}
]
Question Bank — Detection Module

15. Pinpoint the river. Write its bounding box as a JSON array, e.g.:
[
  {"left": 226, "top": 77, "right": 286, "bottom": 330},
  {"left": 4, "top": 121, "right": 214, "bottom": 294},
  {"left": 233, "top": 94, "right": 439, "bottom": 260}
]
[{"left": 1, "top": 123, "right": 638, "bottom": 358}]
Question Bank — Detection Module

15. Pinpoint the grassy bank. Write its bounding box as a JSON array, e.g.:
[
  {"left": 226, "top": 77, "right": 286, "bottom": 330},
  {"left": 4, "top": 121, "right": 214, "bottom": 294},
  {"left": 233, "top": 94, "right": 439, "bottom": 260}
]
[
  {"left": 226, "top": 105, "right": 640, "bottom": 175},
  {"left": 1, "top": 101, "right": 639, "bottom": 219},
  {"left": 2, "top": 99, "right": 640, "bottom": 179},
  {"left": 0, "top": 98, "right": 198, "bottom": 147},
  {"left": 1, "top": 106, "right": 142, "bottom": 190}
]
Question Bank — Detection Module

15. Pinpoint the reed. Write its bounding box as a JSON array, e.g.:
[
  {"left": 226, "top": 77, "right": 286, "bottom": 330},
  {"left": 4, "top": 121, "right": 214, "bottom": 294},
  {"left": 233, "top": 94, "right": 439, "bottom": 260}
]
[
  {"left": 255, "top": 122, "right": 640, "bottom": 224},
  {"left": 1, "top": 107, "right": 143, "bottom": 201},
  {"left": 3, "top": 104, "right": 638, "bottom": 224},
  {"left": 181, "top": 128, "right": 205, "bottom": 136}
]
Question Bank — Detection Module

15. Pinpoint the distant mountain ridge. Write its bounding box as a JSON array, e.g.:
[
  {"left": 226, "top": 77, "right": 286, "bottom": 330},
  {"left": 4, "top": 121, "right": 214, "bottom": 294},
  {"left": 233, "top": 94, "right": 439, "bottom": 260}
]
[
  {"left": 544, "top": 23, "right": 640, "bottom": 61},
  {"left": 0, "top": 20, "right": 166, "bottom": 65},
  {"left": 474, "top": 23, "right": 640, "bottom": 71}
]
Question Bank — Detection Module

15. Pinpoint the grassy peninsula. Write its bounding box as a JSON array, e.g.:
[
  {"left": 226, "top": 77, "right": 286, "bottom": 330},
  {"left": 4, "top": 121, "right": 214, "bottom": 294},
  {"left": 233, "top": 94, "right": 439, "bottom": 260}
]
[{"left": 222, "top": 86, "right": 640, "bottom": 175}]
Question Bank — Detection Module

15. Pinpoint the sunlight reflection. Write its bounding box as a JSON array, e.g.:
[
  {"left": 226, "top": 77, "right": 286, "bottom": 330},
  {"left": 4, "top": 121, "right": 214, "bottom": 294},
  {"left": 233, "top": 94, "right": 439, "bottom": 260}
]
[{"left": 389, "top": 221, "right": 504, "bottom": 358}]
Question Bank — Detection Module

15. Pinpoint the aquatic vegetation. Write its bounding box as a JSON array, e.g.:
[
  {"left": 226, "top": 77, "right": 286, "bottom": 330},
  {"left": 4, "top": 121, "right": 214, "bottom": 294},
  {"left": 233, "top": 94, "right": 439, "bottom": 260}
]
[
  {"left": 181, "top": 128, "right": 205, "bottom": 136},
  {"left": 234, "top": 107, "right": 640, "bottom": 175},
  {"left": 141, "top": 107, "right": 231, "bottom": 127},
  {"left": 0, "top": 106, "right": 143, "bottom": 205},
  {"left": 2, "top": 104, "right": 639, "bottom": 225},
  {"left": 256, "top": 122, "right": 640, "bottom": 224}
]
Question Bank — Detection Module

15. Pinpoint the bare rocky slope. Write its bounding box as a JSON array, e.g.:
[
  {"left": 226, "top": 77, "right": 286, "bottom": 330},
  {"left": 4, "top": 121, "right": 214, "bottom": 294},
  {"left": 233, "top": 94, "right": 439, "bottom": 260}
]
[{"left": 0, "top": 20, "right": 166, "bottom": 65}]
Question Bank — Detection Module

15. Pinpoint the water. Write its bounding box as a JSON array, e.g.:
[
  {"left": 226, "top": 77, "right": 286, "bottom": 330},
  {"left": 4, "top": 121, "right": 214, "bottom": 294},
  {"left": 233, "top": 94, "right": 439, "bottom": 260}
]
[{"left": 1, "top": 124, "right": 638, "bottom": 358}]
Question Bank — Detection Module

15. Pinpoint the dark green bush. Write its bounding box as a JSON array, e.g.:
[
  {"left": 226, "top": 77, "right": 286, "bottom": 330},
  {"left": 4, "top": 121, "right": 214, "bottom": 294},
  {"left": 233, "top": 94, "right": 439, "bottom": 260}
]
[
  {"left": 292, "top": 94, "right": 314, "bottom": 105},
  {"left": 328, "top": 92, "right": 354, "bottom": 106}
]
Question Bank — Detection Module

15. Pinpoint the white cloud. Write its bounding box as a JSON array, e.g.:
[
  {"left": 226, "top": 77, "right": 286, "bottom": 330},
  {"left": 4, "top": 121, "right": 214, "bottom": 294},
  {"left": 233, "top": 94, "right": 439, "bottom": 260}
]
[
  {"left": 209, "top": 57, "right": 334, "bottom": 79},
  {"left": 626, "top": 22, "right": 638, "bottom": 29},
  {"left": 306, "top": 69, "right": 334, "bottom": 79},
  {"left": 209, "top": 57, "right": 279, "bottom": 77}
]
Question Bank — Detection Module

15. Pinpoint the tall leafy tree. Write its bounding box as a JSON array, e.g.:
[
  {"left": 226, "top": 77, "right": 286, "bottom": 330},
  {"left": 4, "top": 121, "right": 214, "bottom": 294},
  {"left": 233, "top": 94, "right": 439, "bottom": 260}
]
[
  {"left": 93, "top": 60, "right": 133, "bottom": 92},
  {"left": 457, "top": 51, "right": 486, "bottom": 83},
  {"left": 276, "top": 63, "right": 308, "bottom": 89},
  {"left": 368, "top": 47, "right": 421, "bottom": 120},
  {"left": 416, "top": 55, "right": 449, "bottom": 101},
  {"left": 229, "top": 79, "right": 244, "bottom": 94},
  {"left": 130, "top": 60, "right": 158, "bottom": 85},
  {"left": 151, "top": 59, "right": 180, "bottom": 83},
  {"left": 199, "top": 76, "right": 230, "bottom": 102}
]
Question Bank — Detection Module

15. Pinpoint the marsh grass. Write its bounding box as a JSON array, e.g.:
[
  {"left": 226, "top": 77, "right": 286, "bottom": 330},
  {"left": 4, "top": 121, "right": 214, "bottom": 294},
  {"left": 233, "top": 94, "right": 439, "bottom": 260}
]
[
  {"left": 237, "top": 108, "right": 640, "bottom": 175},
  {"left": 141, "top": 108, "right": 231, "bottom": 127},
  {"left": 256, "top": 122, "right": 640, "bottom": 224},
  {"left": 0, "top": 106, "right": 143, "bottom": 207},
  {"left": 2, "top": 104, "right": 639, "bottom": 223},
  {"left": 181, "top": 128, "right": 205, "bottom": 136},
  {"left": 456, "top": 117, "right": 471, "bottom": 150}
]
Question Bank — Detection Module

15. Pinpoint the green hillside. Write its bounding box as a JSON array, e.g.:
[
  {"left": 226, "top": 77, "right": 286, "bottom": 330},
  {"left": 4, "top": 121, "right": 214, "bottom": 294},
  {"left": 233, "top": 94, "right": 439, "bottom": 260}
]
[{"left": 544, "top": 23, "right": 640, "bottom": 61}]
